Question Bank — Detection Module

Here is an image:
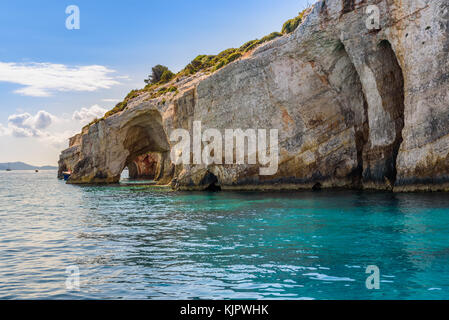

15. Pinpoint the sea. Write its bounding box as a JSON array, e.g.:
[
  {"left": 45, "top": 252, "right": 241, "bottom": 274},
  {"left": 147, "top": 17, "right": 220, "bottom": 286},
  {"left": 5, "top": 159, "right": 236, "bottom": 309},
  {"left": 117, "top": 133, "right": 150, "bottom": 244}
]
[{"left": 1, "top": 170, "right": 448, "bottom": 299}]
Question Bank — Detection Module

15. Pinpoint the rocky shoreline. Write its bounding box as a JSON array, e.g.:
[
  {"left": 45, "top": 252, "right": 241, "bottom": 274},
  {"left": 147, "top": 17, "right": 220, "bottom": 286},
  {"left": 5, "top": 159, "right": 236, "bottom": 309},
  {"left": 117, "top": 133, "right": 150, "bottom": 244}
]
[{"left": 58, "top": 0, "right": 449, "bottom": 192}]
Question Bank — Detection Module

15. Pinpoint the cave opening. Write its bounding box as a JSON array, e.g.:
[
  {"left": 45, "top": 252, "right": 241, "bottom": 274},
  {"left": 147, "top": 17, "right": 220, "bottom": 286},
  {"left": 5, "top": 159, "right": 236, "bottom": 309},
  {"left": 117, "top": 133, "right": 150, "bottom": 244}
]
[
  {"left": 120, "top": 152, "right": 162, "bottom": 182},
  {"left": 333, "top": 38, "right": 405, "bottom": 190},
  {"left": 119, "top": 111, "right": 171, "bottom": 184},
  {"left": 377, "top": 39, "right": 405, "bottom": 187},
  {"left": 201, "top": 171, "right": 222, "bottom": 192},
  {"left": 333, "top": 40, "right": 370, "bottom": 189},
  {"left": 362, "top": 39, "right": 405, "bottom": 189},
  {"left": 312, "top": 182, "right": 322, "bottom": 191},
  {"left": 204, "top": 182, "right": 222, "bottom": 192}
]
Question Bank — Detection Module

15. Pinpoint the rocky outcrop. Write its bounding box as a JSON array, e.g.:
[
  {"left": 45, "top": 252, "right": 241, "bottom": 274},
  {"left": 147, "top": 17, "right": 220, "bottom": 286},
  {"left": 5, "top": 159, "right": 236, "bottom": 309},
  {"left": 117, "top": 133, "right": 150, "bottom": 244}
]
[{"left": 58, "top": 0, "right": 449, "bottom": 192}]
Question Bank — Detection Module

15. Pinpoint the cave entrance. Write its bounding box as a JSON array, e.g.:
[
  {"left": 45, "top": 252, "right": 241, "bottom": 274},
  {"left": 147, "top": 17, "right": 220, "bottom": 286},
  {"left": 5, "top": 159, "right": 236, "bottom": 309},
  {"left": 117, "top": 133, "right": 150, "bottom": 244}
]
[
  {"left": 119, "top": 110, "right": 171, "bottom": 184},
  {"left": 330, "top": 39, "right": 404, "bottom": 190},
  {"left": 331, "top": 40, "right": 370, "bottom": 189},
  {"left": 363, "top": 39, "right": 405, "bottom": 189},
  {"left": 201, "top": 171, "right": 222, "bottom": 192},
  {"left": 379, "top": 40, "right": 405, "bottom": 187},
  {"left": 120, "top": 152, "right": 162, "bottom": 182}
]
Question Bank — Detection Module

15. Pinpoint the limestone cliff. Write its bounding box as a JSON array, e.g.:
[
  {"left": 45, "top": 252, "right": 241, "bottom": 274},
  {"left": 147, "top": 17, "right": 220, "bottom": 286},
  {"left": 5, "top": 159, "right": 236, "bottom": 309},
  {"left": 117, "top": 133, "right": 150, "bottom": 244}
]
[{"left": 58, "top": 0, "right": 449, "bottom": 192}]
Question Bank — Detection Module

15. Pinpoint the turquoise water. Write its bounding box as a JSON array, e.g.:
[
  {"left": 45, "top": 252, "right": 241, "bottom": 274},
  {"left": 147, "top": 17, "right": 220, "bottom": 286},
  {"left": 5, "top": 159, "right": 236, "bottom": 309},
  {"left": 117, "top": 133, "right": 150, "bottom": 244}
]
[{"left": 1, "top": 170, "right": 449, "bottom": 299}]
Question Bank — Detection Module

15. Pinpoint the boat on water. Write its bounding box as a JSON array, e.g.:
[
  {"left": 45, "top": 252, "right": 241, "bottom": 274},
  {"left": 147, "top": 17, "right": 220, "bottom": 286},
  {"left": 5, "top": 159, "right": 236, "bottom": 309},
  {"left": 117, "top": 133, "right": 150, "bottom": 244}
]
[
  {"left": 63, "top": 171, "right": 71, "bottom": 181},
  {"left": 6, "top": 169, "right": 12, "bottom": 171}
]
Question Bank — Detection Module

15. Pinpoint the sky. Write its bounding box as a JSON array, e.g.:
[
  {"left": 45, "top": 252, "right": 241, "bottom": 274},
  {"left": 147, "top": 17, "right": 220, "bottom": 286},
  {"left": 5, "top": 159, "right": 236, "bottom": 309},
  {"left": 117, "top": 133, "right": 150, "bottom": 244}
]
[{"left": 0, "top": 0, "right": 313, "bottom": 166}]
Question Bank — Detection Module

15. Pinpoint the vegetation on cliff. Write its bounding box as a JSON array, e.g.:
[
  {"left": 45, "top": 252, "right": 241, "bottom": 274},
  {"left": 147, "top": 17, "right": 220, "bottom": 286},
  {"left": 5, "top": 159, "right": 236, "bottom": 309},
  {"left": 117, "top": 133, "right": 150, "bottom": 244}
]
[
  {"left": 145, "top": 65, "right": 175, "bottom": 85},
  {"left": 282, "top": 9, "right": 308, "bottom": 34},
  {"left": 87, "top": 10, "right": 309, "bottom": 127}
]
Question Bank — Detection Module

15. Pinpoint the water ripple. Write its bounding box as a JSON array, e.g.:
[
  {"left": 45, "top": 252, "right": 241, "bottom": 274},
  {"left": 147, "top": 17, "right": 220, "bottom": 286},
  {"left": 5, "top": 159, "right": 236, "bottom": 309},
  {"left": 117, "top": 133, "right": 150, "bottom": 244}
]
[{"left": 1, "top": 171, "right": 449, "bottom": 299}]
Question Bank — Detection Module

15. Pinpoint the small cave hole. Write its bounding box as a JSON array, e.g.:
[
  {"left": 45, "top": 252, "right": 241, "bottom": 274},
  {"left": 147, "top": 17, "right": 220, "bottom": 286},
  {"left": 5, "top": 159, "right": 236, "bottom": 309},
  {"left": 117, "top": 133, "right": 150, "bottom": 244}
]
[
  {"left": 201, "top": 172, "right": 222, "bottom": 192},
  {"left": 204, "top": 182, "right": 222, "bottom": 192},
  {"left": 312, "top": 182, "right": 322, "bottom": 191}
]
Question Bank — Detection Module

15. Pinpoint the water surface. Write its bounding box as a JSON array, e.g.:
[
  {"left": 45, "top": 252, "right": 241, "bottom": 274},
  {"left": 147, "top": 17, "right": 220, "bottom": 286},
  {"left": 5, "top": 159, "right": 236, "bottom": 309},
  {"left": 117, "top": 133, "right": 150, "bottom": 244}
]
[{"left": 1, "top": 170, "right": 449, "bottom": 299}]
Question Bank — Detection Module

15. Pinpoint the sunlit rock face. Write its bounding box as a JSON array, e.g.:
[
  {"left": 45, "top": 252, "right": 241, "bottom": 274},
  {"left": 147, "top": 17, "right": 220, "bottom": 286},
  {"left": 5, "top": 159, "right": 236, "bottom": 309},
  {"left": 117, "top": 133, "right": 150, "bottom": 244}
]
[{"left": 58, "top": 0, "right": 449, "bottom": 192}]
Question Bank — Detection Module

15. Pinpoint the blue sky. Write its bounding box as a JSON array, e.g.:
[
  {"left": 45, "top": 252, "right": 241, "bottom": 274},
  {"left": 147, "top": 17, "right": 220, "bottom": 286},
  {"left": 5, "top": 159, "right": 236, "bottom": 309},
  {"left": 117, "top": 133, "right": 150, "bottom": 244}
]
[{"left": 0, "top": 0, "right": 312, "bottom": 165}]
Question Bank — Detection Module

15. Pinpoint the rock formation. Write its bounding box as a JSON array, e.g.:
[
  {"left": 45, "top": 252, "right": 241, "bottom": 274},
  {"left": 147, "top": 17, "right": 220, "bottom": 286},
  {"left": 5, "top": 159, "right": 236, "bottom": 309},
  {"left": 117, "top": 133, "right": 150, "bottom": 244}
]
[
  {"left": 58, "top": 0, "right": 449, "bottom": 192},
  {"left": 127, "top": 152, "right": 161, "bottom": 180}
]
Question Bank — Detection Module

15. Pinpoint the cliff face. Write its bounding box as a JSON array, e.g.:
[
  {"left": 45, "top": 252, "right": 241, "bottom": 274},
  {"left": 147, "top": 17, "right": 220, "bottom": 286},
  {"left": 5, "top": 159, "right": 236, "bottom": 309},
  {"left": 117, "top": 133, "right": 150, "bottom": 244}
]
[{"left": 59, "top": 0, "right": 449, "bottom": 192}]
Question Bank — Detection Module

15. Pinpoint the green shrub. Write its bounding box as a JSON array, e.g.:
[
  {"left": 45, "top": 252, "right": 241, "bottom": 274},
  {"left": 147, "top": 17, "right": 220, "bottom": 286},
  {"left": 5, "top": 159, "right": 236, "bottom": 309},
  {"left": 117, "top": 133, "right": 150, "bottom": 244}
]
[
  {"left": 101, "top": 89, "right": 141, "bottom": 119},
  {"left": 143, "top": 83, "right": 156, "bottom": 92},
  {"left": 215, "top": 48, "right": 238, "bottom": 60},
  {"left": 260, "top": 32, "right": 282, "bottom": 42},
  {"left": 145, "top": 65, "right": 173, "bottom": 84},
  {"left": 243, "top": 42, "right": 260, "bottom": 53},
  {"left": 226, "top": 52, "right": 242, "bottom": 63},
  {"left": 150, "top": 86, "right": 178, "bottom": 99},
  {"left": 125, "top": 89, "right": 140, "bottom": 100},
  {"left": 282, "top": 15, "right": 302, "bottom": 34},
  {"left": 212, "top": 59, "right": 226, "bottom": 72},
  {"left": 181, "top": 48, "right": 243, "bottom": 74},
  {"left": 160, "top": 69, "right": 175, "bottom": 83},
  {"left": 183, "top": 54, "right": 216, "bottom": 75},
  {"left": 239, "top": 32, "right": 283, "bottom": 54},
  {"left": 239, "top": 39, "right": 259, "bottom": 52}
]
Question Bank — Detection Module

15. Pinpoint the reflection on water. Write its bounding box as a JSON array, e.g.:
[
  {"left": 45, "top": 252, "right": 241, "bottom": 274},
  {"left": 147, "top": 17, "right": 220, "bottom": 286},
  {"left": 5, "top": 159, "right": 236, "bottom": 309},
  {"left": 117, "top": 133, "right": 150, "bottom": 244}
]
[{"left": 1, "top": 170, "right": 449, "bottom": 299}]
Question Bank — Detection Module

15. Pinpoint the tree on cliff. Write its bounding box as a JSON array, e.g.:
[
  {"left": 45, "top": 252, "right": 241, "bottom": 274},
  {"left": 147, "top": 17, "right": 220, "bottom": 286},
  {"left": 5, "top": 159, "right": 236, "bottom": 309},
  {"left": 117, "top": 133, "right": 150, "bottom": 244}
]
[{"left": 145, "top": 65, "right": 174, "bottom": 84}]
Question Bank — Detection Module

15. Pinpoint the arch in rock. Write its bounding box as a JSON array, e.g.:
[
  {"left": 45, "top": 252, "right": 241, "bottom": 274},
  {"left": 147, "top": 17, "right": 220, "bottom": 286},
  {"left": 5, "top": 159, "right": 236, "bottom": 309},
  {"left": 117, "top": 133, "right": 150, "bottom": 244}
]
[
  {"left": 331, "top": 40, "right": 370, "bottom": 189},
  {"left": 360, "top": 39, "right": 405, "bottom": 189},
  {"left": 65, "top": 107, "right": 175, "bottom": 185},
  {"left": 119, "top": 110, "right": 172, "bottom": 183},
  {"left": 328, "top": 37, "right": 405, "bottom": 190}
]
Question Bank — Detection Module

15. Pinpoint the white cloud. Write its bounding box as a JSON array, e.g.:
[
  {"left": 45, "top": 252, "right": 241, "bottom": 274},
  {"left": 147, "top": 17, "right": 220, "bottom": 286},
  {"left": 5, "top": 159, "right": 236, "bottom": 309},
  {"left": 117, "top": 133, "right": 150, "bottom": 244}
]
[
  {"left": 1, "top": 105, "right": 111, "bottom": 149},
  {"left": 0, "top": 62, "right": 124, "bottom": 97},
  {"left": 0, "top": 123, "right": 10, "bottom": 136},
  {"left": 72, "top": 104, "right": 108, "bottom": 124},
  {"left": 34, "top": 110, "right": 54, "bottom": 129},
  {"left": 6, "top": 110, "right": 56, "bottom": 137},
  {"left": 0, "top": 110, "right": 78, "bottom": 150}
]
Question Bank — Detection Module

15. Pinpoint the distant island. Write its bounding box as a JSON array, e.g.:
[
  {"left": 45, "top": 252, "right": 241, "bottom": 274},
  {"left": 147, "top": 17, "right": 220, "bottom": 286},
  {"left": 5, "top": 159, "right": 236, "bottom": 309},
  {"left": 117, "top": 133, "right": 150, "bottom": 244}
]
[{"left": 0, "top": 162, "right": 57, "bottom": 171}]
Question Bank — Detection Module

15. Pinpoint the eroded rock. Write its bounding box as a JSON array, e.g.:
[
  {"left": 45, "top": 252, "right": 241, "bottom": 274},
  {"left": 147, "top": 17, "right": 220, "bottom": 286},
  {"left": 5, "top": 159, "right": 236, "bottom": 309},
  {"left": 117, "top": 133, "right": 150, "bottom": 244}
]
[{"left": 58, "top": 0, "right": 449, "bottom": 192}]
